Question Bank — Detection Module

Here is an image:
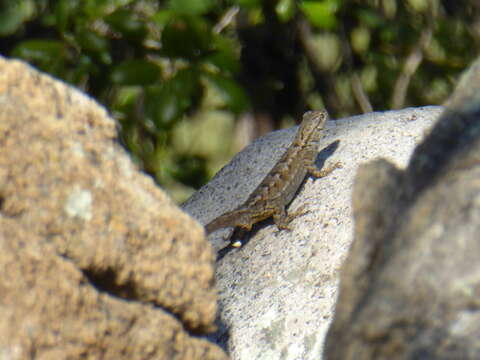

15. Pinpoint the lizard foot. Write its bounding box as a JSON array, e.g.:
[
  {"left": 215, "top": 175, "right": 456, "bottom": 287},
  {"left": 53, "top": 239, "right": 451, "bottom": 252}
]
[
  {"left": 309, "top": 161, "right": 342, "bottom": 178},
  {"left": 274, "top": 204, "right": 311, "bottom": 232}
]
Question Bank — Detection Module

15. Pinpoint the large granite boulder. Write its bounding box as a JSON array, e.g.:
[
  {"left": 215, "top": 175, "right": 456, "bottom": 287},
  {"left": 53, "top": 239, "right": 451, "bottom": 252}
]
[
  {"left": 0, "top": 57, "right": 226, "bottom": 359},
  {"left": 324, "top": 59, "right": 480, "bottom": 358},
  {"left": 183, "top": 104, "right": 442, "bottom": 358}
]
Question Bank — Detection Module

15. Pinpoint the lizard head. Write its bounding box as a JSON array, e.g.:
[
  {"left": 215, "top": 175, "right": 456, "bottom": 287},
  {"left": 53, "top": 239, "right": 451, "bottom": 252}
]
[{"left": 298, "top": 110, "right": 328, "bottom": 144}]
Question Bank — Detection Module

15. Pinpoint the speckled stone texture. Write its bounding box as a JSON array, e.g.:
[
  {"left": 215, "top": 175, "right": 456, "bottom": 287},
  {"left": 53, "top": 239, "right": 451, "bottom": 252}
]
[
  {"left": 325, "top": 58, "right": 480, "bottom": 359},
  {"left": 0, "top": 57, "right": 227, "bottom": 360}
]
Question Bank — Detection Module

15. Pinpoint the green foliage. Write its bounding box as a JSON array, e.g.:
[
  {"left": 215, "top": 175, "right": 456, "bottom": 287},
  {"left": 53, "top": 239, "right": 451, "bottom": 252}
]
[
  {"left": 0, "top": 0, "right": 35, "bottom": 36},
  {"left": 145, "top": 68, "right": 202, "bottom": 129},
  {"left": 12, "top": 39, "right": 65, "bottom": 65},
  {"left": 111, "top": 60, "right": 161, "bottom": 85},
  {"left": 300, "top": 0, "right": 340, "bottom": 29},
  {"left": 167, "top": 0, "right": 215, "bottom": 15},
  {"left": 1, "top": 0, "right": 478, "bottom": 202},
  {"left": 204, "top": 72, "right": 249, "bottom": 114}
]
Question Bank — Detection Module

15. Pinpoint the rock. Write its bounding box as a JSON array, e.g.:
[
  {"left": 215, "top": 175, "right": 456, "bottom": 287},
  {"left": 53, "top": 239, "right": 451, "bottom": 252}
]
[
  {"left": 183, "top": 105, "right": 442, "bottom": 359},
  {"left": 0, "top": 56, "right": 226, "bottom": 359},
  {"left": 324, "top": 59, "right": 480, "bottom": 359}
]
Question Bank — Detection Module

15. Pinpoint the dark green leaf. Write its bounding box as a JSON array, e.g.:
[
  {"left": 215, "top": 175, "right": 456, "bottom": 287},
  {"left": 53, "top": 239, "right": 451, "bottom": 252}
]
[
  {"left": 82, "top": 0, "right": 131, "bottom": 19},
  {"left": 174, "top": 67, "right": 202, "bottom": 99},
  {"left": 0, "top": 0, "right": 34, "bottom": 36},
  {"left": 67, "top": 54, "right": 94, "bottom": 83},
  {"left": 204, "top": 72, "right": 249, "bottom": 113},
  {"left": 152, "top": 10, "right": 175, "bottom": 27},
  {"left": 230, "top": 0, "right": 261, "bottom": 8},
  {"left": 54, "top": 0, "right": 79, "bottom": 33},
  {"left": 356, "top": 8, "right": 387, "bottom": 28},
  {"left": 77, "top": 29, "right": 111, "bottom": 64},
  {"left": 205, "top": 35, "right": 241, "bottom": 74},
  {"left": 145, "top": 68, "right": 202, "bottom": 129},
  {"left": 300, "top": 0, "right": 339, "bottom": 29},
  {"left": 167, "top": 0, "right": 214, "bottom": 15},
  {"left": 12, "top": 39, "right": 65, "bottom": 62},
  {"left": 105, "top": 9, "right": 148, "bottom": 41},
  {"left": 379, "top": 26, "right": 397, "bottom": 43},
  {"left": 77, "top": 29, "right": 108, "bottom": 52},
  {"left": 161, "top": 16, "right": 212, "bottom": 59},
  {"left": 151, "top": 88, "right": 182, "bottom": 128},
  {"left": 111, "top": 60, "right": 161, "bottom": 85}
]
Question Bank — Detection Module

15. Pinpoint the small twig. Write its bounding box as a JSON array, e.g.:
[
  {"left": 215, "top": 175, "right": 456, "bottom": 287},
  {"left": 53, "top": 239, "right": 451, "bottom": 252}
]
[
  {"left": 391, "top": 26, "right": 433, "bottom": 109},
  {"left": 214, "top": 6, "right": 240, "bottom": 34},
  {"left": 339, "top": 25, "right": 373, "bottom": 113},
  {"left": 296, "top": 17, "right": 343, "bottom": 117},
  {"left": 351, "top": 72, "right": 373, "bottom": 113}
]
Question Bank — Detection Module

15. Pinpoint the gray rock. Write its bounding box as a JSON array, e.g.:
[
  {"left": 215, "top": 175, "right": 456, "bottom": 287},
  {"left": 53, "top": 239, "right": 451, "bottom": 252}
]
[
  {"left": 324, "top": 58, "right": 480, "bottom": 359},
  {"left": 183, "top": 106, "right": 443, "bottom": 359}
]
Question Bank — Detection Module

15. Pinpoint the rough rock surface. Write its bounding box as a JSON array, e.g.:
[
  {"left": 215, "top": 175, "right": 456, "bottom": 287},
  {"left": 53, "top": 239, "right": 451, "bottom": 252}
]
[
  {"left": 183, "top": 105, "right": 443, "bottom": 359},
  {"left": 0, "top": 57, "right": 226, "bottom": 359},
  {"left": 324, "top": 59, "right": 480, "bottom": 358}
]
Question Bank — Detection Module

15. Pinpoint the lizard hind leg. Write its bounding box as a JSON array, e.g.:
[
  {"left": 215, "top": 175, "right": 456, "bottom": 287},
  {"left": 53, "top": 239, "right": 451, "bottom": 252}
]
[
  {"left": 273, "top": 204, "right": 311, "bottom": 232},
  {"left": 272, "top": 206, "right": 290, "bottom": 231}
]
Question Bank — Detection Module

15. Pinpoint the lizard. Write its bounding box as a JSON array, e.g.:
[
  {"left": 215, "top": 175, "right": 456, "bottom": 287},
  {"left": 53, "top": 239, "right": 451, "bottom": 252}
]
[{"left": 205, "top": 110, "right": 341, "bottom": 247}]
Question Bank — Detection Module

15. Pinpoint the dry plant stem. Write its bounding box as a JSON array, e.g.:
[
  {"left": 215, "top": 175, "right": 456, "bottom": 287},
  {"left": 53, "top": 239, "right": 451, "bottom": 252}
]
[
  {"left": 391, "top": 26, "right": 433, "bottom": 109},
  {"left": 213, "top": 5, "right": 239, "bottom": 34},
  {"left": 339, "top": 24, "right": 373, "bottom": 113},
  {"left": 296, "top": 18, "right": 343, "bottom": 117},
  {"left": 350, "top": 73, "right": 373, "bottom": 113}
]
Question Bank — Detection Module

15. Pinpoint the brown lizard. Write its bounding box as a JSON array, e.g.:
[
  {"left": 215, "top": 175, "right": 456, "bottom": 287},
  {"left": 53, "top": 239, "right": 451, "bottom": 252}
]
[{"left": 205, "top": 110, "right": 341, "bottom": 247}]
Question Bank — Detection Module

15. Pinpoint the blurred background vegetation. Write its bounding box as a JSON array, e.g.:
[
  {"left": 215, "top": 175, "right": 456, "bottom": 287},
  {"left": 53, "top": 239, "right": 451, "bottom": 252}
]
[{"left": 1, "top": 0, "right": 478, "bottom": 202}]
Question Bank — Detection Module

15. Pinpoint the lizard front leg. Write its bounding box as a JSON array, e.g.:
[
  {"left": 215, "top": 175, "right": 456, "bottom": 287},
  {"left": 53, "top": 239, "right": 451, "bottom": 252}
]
[
  {"left": 308, "top": 162, "right": 342, "bottom": 178},
  {"left": 273, "top": 162, "right": 341, "bottom": 231}
]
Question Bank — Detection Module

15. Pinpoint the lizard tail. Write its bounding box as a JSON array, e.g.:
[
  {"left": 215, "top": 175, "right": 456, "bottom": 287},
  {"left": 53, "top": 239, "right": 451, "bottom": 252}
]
[
  {"left": 205, "top": 209, "right": 248, "bottom": 234},
  {"left": 205, "top": 212, "right": 235, "bottom": 234}
]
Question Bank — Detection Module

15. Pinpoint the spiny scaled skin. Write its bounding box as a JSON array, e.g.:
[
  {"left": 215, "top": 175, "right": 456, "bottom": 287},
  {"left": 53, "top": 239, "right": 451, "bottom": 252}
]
[{"left": 205, "top": 110, "right": 340, "bottom": 238}]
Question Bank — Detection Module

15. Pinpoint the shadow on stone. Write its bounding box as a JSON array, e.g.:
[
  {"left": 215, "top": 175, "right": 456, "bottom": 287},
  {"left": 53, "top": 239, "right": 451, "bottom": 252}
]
[{"left": 324, "top": 58, "right": 480, "bottom": 359}]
